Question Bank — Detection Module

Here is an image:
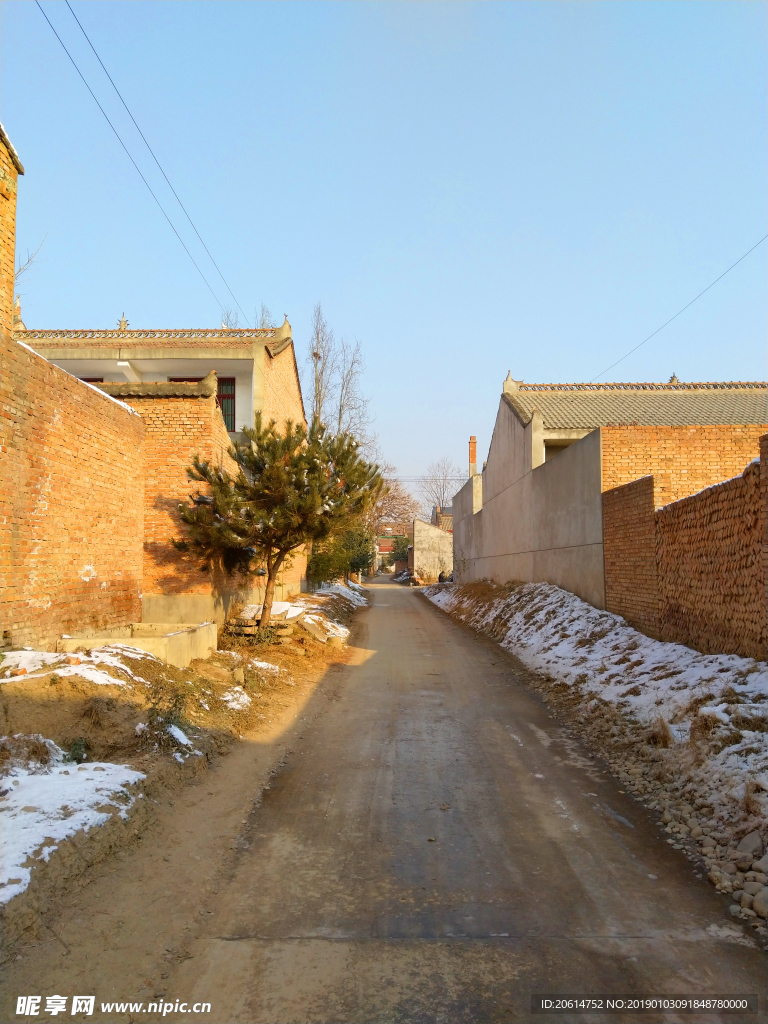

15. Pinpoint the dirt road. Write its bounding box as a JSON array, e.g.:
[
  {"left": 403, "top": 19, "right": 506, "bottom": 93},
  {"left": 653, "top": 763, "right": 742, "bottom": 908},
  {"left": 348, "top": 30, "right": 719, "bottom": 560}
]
[{"left": 4, "top": 580, "right": 765, "bottom": 1022}]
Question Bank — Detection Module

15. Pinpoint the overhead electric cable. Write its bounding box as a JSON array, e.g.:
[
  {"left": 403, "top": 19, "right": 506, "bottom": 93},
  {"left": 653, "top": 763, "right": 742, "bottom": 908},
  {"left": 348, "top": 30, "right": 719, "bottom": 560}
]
[
  {"left": 64, "top": 0, "right": 252, "bottom": 327},
  {"left": 590, "top": 234, "right": 768, "bottom": 382},
  {"left": 35, "top": 0, "right": 228, "bottom": 316}
]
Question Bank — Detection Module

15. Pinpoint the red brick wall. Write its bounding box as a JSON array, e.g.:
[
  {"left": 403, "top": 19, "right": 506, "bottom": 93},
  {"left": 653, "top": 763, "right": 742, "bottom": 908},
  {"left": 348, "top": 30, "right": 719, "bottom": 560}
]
[
  {"left": 601, "top": 424, "right": 767, "bottom": 505},
  {"left": 1, "top": 132, "right": 145, "bottom": 650},
  {"left": 602, "top": 476, "right": 660, "bottom": 637},
  {"left": 121, "top": 393, "right": 237, "bottom": 598},
  {"left": 0, "top": 132, "right": 19, "bottom": 338},
  {"left": 656, "top": 448, "right": 767, "bottom": 659},
  {"left": 603, "top": 434, "right": 767, "bottom": 659},
  {"left": 1, "top": 347, "right": 145, "bottom": 649}
]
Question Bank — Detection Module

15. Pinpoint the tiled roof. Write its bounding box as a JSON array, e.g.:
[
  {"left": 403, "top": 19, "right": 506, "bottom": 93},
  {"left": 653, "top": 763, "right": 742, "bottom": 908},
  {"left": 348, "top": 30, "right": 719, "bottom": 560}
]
[
  {"left": 504, "top": 382, "right": 767, "bottom": 429},
  {"left": 95, "top": 372, "right": 218, "bottom": 399},
  {"left": 20, "top": 327, "right": 278, "bottom": 343}
]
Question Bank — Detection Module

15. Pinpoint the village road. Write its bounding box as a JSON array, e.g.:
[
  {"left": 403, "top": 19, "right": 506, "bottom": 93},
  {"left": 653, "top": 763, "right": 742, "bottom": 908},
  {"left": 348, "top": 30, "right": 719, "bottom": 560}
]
[{"left": 169, "top": 580, "right": 766, "bottom": 1023}]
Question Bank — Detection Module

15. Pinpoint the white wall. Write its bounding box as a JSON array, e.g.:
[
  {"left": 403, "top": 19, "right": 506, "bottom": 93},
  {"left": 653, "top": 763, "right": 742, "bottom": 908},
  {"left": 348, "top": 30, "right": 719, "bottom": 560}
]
[
  {"left": 412, "top": 519, "right": 454, "bottom": 580},
  {"left": 453, "top": 398, "right": 606, "bottom": 608}
]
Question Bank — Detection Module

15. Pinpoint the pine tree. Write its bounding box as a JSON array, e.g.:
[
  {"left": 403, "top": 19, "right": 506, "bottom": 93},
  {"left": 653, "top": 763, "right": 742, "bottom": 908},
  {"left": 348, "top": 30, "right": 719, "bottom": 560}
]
[{"left": 175, "top": 415, "right": 383, "bottom": 628}]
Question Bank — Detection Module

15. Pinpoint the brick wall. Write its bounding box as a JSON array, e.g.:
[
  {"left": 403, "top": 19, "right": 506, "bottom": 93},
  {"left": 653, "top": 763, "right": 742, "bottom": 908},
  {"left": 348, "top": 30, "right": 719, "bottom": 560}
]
[
  {"left": 120, "top": 393, "right": 237, "bottom": 598},
  {"left": 262, "top": 343, "right": 306, "bottom": 428},
  {"left": 0, "top": 130, "right": 20, "bottom": 338},
  {"left": 261, "top": 343, "right": 307, "bottom": 593},
  {"left": 602, "top": 476, "right": 660, "bottom": 637},
  {"left": 656, "top": 448, "right": 767, "bottom": 659},
  {"left": 1, "top": 346, "right": 145, "bottom": 648},
  {"left": 1, "top": 130, "right": 146, "bottom": 650},
  {"left": 603, "top": 433, "right": 767, "bottom": 660},
  {"left": 601, "top": 424, "right": 767, "bottom": 504}
]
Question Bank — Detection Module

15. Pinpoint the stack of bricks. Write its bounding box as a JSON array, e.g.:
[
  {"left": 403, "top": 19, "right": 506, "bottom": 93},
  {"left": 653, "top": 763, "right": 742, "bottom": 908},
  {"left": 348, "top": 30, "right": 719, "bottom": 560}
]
[{"left": 656, "top": 447, "right": 767, "bottom": 659}]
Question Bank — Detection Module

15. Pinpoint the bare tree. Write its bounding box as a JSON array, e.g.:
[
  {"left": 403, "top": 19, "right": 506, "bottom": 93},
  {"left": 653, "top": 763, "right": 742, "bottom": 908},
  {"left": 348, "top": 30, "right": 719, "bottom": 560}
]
[
  {"left": 306, "top": 303, "right": 338, "bottom": 424},
  {"left": 256, "top": 303, "right": 276, "bottom": 328},
  {"left": 418, "top": 457, "right": 463, "bottom": 516},
  {"left": 334, "top": 335, "right": 376, "bottom": 452},
  {"left": 371, "top": 465, "right": 420, "bottom": 531},
  {"left": 221, "top": 307, "right": 240, "bottom": 328},
  {"left": 14, "top": 238, "right": 45, "bottom": 288}
]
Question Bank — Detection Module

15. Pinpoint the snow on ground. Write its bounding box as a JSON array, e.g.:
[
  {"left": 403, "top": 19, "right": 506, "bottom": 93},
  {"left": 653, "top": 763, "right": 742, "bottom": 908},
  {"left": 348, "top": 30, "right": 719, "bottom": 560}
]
[
  {"left": 0, "top": 741, "right": 144, "bottom": 904},
  {"left": 425, "top": 581, "right": 768, "bottom": 911},
  {"left": 302, "top": 613, "right": 351, "bottom": 641},
  {"left": 220, "top": 688, "right": 252, "bottom": 711},
  {"left": 317, "top": 581, "right": 368, "bottom": 607},
  {"left": 0, "top": 646, "right": 160, "bottom": 687},
  {"left": 166, "top": 724, "right": 192, "bottom": 746},
  {"left": 248, "top": 660, "right": 280, "bottom": 674}
]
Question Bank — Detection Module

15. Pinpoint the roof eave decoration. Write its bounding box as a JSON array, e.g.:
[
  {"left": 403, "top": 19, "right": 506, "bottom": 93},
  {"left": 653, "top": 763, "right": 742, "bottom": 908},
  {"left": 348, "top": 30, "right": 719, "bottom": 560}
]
[
  {"left": 18, "top": 328, "right": 280, "bottom": 341},
  {"left": 96, "top": 370, "right": 218, "bottom": 399},
  {"left": 517, "top": 382, "right": 766, "bottom": 391}
]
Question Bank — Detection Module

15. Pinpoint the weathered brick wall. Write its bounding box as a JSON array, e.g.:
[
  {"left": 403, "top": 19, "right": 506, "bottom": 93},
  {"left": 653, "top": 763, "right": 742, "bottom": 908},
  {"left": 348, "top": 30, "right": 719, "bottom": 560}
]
[
  {"left": 262, "top": 343, "right": 306, "bottom": 428},
  {"left": 260, "top": 343, "right": 307, "bottom": 593},
  {"left": 603, "top": 433, "right": 767, "bottom": 659},
  {"left": 656, "top": 446, "right": 767, "bottom": 659},
  {"left": 1, "top": 130, "right": 145, "bottom": 650},
  {"left": 1, "top": 346, "right": 145, "bottom": 648},
  {"left": 601, "top": 424, "right": 767, "bottom": 505},
  {"left": 121, "top": 394, "right": 237, "bottom": 598},
  {"left": 121, "top": 389, "right": 305, "bottom": 606},
  {"left": 0, "top": 130, "right": 20, "bottom": 337},
  {"left": 602, "top": 476, "right": 660, "bottom": 637}
]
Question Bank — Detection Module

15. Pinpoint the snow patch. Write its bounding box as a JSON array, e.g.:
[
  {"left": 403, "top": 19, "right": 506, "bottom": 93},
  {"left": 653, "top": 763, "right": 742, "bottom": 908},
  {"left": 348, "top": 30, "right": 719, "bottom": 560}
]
[
  {"left": 0, "top": 744, "right": 144, "bottom": 904},
  {"left": 221, "top": 688, "right": 252, "bottom": 710}
]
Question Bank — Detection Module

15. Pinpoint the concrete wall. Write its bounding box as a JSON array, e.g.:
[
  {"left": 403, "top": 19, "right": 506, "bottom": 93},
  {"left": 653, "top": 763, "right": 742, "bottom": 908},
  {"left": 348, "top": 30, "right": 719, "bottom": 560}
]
[
  {"left": 412, "top": 519, "right": 454, "bottom": 582},
  {"left": 453, "top": 398, "right": 606, "bottom": 607}
]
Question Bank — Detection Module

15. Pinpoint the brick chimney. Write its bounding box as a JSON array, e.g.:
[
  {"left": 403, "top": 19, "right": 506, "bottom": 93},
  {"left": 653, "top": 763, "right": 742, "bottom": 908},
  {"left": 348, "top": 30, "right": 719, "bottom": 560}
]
[{"left": 469, "top": 436, "right": 477, "bottom": 477}]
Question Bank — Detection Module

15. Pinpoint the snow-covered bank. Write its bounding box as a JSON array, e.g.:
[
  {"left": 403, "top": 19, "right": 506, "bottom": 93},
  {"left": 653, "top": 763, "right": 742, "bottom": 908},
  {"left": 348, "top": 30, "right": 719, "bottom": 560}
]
[
  {"left": 425, "top": 581, "right": 768, "bottom": 926},
  {"left": 0, "top": 738, "right": 144, "bottom": 903}
]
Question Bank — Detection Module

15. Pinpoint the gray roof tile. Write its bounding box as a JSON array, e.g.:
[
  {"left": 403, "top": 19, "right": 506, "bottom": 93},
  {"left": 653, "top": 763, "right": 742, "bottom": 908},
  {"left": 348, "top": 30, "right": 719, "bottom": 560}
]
[{"left": 504, "top": 382, "right": 767, "bottom": 429}]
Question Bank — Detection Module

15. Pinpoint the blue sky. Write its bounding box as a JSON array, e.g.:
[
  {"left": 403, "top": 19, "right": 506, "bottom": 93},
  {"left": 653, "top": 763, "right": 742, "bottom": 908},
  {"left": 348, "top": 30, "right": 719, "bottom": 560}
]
[{"left": 3, "top": 1, "right": 766, "bottom": 476}]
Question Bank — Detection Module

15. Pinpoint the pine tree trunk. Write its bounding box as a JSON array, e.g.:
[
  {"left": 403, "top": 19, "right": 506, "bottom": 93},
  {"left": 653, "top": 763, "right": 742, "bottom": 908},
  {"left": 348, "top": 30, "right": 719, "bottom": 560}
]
[{"left": 259, "top": 552, "right": 286, "bottom": 630}]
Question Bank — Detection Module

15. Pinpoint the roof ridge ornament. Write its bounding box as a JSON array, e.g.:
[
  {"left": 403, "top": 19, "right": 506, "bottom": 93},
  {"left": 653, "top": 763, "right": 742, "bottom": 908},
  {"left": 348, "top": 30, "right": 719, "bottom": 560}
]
[
  {"left": 117, "top": 313, "right": 129, "bottom": 330},
  {"left": 503, "top": 371, "right": 522, "bottom": 395}
]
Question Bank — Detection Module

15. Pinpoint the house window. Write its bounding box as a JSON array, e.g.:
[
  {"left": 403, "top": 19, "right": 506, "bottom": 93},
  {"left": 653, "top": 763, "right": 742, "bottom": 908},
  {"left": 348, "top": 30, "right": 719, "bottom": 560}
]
[
  {"left": 217, "top": 377, "right": 236, "bottom": 431},
  {"left": 169, "top": 377, "right": 236, "bottom": 432}
]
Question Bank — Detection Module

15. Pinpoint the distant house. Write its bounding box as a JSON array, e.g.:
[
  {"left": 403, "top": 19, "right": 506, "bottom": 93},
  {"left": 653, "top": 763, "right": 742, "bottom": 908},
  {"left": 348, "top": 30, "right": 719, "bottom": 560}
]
[
  {"left": 20, "top": 317, "right": 305, "bottom": 442},
  {"left": 430, "top": 506, "right": 453, "bottom": 532},
  {"left": 15, "top": 315, "right": 308, "bottom": 628},
  {"left": 454, "top": 374, "right": 767, "bottom": 610},
  {"left": 376, "top": 523, "right": 410, "bottom": 569}
]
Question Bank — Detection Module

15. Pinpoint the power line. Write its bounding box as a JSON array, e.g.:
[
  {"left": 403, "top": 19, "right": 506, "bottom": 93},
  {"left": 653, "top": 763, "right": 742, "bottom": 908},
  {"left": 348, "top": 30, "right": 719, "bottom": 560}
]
[
  {"left": 64, "top": 0, "right": 252, "bottom": 328},
  {"left": 36, "top": 1, "right": 228, "bottom": 317},
  {"left": 590, "top": 234, "right": 768, "bottom": 382}
]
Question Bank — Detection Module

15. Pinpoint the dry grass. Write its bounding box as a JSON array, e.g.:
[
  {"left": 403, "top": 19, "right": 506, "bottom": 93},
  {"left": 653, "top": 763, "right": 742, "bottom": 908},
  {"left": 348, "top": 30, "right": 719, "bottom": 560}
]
[
  {"left": 744, "top": 777, "right": 762, "bottom": 817},
  {"left": 647, "top": 715, "right": 674, "bottom": 748},
  {"left": 0, "top": 734, "right": 52, "bottom": 774}
]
